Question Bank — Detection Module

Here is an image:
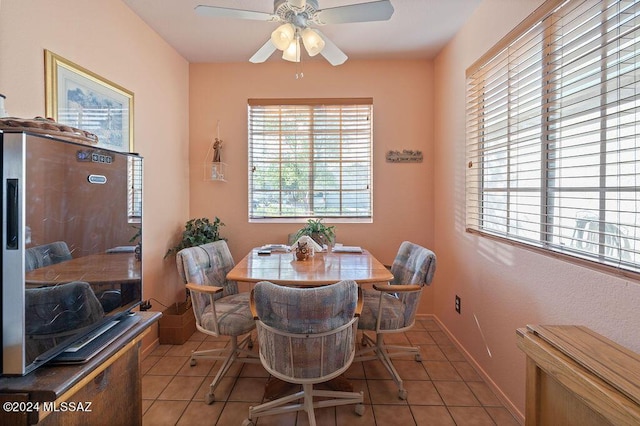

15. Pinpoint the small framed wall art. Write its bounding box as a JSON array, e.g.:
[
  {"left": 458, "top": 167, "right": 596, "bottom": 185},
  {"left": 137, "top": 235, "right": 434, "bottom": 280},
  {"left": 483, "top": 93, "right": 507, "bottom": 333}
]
[{"left": 45, "top": 50, "right": 134, "bottom": 153}]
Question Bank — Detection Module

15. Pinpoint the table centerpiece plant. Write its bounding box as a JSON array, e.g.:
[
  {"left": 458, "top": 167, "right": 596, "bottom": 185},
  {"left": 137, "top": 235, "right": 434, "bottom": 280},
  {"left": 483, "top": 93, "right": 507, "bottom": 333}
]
[{"left": 293, "top": 218, "right": 335, "bottom": 248}]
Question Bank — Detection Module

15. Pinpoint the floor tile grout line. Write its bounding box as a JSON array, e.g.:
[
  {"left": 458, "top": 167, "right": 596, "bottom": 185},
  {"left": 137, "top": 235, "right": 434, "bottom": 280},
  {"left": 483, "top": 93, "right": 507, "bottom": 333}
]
[{"left": 142, "top": 327, "right": 519, "bottom": 425}]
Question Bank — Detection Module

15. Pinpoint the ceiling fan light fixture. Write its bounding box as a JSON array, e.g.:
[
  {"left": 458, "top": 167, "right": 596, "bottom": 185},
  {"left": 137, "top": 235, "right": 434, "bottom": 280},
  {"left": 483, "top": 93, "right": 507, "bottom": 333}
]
[
  {"left": 287, "top": 0, "right": 307, "bottom": 10},
  {"left": 270, "top": 23, "right": 295, "bottom": 50},
  {"left": 282, "top": 37, "right": 301, "bottom": 62},
  {"left": 301, "top": 28, "right": 325, "bottom": 56},
  {"left": 198, "top": 0, "right": 392, "bottom": 66}
]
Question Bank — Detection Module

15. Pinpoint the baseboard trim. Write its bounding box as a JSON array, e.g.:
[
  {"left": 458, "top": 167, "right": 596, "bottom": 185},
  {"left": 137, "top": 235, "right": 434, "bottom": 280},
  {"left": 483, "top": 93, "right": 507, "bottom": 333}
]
[
  {"left": 416, "top": 314, "right": 525, "bottom": 425},
  {"left": 140, "top": 336, "right": 160, "bottom": 360}
]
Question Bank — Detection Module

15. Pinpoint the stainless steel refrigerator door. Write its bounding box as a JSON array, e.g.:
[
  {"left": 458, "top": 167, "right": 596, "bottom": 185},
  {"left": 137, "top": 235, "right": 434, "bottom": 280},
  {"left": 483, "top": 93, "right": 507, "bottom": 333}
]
[{"left": 2, "top": 132, "right": 28, "bottom": 375}]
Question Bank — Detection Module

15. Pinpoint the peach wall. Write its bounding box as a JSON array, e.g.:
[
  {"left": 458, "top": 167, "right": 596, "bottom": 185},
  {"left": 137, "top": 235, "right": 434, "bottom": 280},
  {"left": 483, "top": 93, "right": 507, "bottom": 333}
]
[
  {"left": 434, "top": 0, "right": 640, "bottom": 419},
  {"left": 0, "top": 0, "right": 191, "bottom": 307},
  {"left": 188, "top": 60, "right": 436, "bottom": 309}
]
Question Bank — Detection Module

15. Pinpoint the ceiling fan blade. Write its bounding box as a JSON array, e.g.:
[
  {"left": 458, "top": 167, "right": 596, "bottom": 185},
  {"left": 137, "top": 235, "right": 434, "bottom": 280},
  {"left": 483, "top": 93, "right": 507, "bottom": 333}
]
[
  {"left": 195, "top": 5, "right": 277, "bottom": 21},
  {"left": 316, "top": 0, "right": 394, "bottom": 25},
  {"left": 249, "top": 40, "right": 278, "bottom": 63},
  {"left": 315, "top": 30, "right": 348, "bottom": 66}
]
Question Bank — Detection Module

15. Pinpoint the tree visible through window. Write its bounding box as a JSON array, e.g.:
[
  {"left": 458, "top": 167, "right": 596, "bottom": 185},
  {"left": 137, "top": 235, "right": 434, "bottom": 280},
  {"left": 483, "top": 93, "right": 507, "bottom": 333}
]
[
  {"left": 466, "top": 0, "right": 640, "bottom": 274},
  {"left": 248, "top": 98, "right": 373, "bottom": 221}
]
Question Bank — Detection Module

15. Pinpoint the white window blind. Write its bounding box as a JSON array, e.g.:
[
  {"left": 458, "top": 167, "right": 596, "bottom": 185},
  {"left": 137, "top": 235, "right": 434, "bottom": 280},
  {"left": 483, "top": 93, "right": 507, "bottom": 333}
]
[
  {"left": 248, "top": 98, "right": 373, "bottom": 221},
  {"left": 128, "top": 155, "right": 142, "bottom": 223},
  {"left": 466, "top": 0, "right": 640, "bottom": 274}
]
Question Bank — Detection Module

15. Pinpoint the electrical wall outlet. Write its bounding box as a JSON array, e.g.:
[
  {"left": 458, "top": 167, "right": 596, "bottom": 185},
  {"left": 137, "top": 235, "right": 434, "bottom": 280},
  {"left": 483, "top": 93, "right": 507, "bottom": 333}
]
[{"left": 455, "top": 295, "right": 461, "bottom": 314}]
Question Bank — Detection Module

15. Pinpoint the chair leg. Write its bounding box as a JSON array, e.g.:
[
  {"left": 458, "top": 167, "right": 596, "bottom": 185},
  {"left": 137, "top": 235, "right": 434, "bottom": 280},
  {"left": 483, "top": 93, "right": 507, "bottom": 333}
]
[
  {"left": 190, "top": 333, "right": 256, "bottom": 363},
  {"left": 383, "top": 343, "right": 422, "bottom": 361},
  {"left": 191, "top": 334, "right": 259, "bottom": 404},
  {"left": 303, "top": 383, "right": 316, "bottom": 426},
  {"left": 208, "top": 338, "right": 240, "bottom": 401},
  {"left": 374, "top": 335, "right": 408, "bottom": 399},
  {"left": 355, "top": 332, "right": 413, "bottom": 399},
  {"left": 246, "top": 383, "right": 364, "bottom": 424}
]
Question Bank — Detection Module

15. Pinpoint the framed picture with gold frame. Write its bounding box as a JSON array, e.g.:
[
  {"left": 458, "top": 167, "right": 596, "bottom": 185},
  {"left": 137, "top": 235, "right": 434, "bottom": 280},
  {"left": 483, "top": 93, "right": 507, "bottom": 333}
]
[{"left": 45, "top": 50, "right": 134, "bottom": 152}]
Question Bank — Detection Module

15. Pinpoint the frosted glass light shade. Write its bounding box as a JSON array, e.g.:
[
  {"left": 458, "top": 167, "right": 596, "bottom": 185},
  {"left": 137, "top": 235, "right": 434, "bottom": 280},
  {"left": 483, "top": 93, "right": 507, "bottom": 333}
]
[
  {"left": 271, "top": 23, "right": 295, "bottom": 50},
  {"left": 301, "top": 28, "right": 325, "bottom": 56},
  {"left": 282, "top": 38, "right": 300, "bottom": 62}
]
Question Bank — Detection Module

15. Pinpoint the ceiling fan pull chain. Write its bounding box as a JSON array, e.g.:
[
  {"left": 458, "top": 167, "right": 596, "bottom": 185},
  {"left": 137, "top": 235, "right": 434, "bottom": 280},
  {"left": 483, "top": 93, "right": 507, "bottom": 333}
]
[{"left": 296, "top": 56, "right": 304, "bottom": 79}]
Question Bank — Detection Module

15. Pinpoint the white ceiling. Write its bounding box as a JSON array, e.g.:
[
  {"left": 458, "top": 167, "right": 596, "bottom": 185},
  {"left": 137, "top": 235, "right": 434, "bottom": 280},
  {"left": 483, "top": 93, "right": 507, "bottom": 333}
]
[{"left": 122, "top": 0, "right": 483, "bottom": 63}]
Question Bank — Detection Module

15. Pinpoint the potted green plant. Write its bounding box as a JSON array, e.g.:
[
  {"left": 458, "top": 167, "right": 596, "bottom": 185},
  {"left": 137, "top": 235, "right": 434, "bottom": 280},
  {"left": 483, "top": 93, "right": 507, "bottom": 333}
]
[
  {"left": 165, "top": 216, "right": 225, "bottom": 258},
  {"left": 293, "top": 219, "right": 336, "bottom": 247}
]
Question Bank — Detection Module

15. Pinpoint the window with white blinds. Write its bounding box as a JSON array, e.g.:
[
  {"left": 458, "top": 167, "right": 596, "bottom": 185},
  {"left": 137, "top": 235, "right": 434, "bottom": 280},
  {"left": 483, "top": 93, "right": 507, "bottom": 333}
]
[
  {"left": 466, "top": 0, "right": 640, "bottom": 274},
  {"left": 248, "top": 98, "right": 373, "bottom": 221},
  {"left": 128, "top": 155, "right": 142, "bottom": 223}
]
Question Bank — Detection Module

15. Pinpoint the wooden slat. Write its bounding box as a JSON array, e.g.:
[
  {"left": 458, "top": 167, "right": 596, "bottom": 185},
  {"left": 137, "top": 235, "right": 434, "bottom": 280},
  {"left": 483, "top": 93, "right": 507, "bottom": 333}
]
[
  {"left": 517, "top": 326, "right": 640, "bottom": 426},
  {"left": 466, "top": 0, "right": 565, "bottom": 77},
  {"left": 528, "top": 325, "right": 640, "bottom": 406}
]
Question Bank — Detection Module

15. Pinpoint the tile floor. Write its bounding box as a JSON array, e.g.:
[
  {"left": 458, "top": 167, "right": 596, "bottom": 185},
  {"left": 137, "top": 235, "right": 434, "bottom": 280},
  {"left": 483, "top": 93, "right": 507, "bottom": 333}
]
[{"left": 141, "top": 317, "right": 520, "bottom": 425}]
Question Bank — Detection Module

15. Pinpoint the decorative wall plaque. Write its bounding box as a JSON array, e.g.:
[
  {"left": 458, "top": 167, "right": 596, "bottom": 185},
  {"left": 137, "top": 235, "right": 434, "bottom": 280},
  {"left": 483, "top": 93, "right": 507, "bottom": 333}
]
[{"left": 386, "top": 150, "right": 423, "bottom": 163}]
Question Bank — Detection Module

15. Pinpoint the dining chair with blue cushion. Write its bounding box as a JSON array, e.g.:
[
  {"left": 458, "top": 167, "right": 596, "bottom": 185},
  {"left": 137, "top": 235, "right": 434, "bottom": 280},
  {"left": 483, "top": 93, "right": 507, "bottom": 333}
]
[
  {"left": 355, "top": 241, "right": 436, "bottom": 399},
  {"left": 243, "top": 279, "right": 364, "bottom": 426},
  {"left": 176, "top": 240, "right": 258, "bottom": 405}
]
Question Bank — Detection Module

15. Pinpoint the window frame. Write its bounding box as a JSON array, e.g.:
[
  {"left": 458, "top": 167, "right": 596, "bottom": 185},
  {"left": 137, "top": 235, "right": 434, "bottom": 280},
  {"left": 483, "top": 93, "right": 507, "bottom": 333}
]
[
  {"left": 247, "top": 98, "right": 374, "bottom": 223},
  {"left": 127, "top": 155, "right": 142, "bottom": 224},
  {"left": 465, "top": 0, "right": 640, "bottom": 279}
]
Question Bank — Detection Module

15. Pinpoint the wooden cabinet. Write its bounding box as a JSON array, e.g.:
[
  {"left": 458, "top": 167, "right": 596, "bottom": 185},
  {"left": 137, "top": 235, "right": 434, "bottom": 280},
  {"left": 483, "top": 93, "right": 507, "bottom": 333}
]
[
  {"left": 517, "top": 325, "right": 640, "bottom": 426},
  {"left": 0, "top": 312, "right": 160, "bottom": 425}
]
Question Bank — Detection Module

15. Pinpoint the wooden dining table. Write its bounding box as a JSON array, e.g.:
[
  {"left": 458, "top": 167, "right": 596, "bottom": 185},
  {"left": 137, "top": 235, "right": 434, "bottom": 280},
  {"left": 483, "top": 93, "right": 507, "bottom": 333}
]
[
  {"left": 227, "top": 247, "right": 393, "bottom": 286},
  {"left": 25, "top": 252, "right": 141, "bottom": 287},
  {"left": 227, "top": 247, "right": 393, "bottom": 399}
]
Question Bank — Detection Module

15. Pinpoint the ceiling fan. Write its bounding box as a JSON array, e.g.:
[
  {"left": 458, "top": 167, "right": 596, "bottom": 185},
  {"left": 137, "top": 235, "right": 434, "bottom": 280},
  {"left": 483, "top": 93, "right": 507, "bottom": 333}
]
[{"left": 195, "top": 0, "right": 394, "bottom": 66}]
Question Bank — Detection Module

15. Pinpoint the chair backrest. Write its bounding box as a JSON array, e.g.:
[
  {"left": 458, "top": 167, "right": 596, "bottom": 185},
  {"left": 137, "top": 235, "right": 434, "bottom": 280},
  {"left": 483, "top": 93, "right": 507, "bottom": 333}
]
[
  {"left": 25, "top": 281, "right": 105, "bottom": 361},
  {"left": 26, "top": 281, "right": 105, "bottom": 335},
  {"left": 25, "top": 241, "right": 72, "bottom": 272},
  {"left": 176, "top": 241, "right": 238, "bottom": 315},
  {"left": 390, "top": 241, "right": 437, "bottom": 326},
  {"left": 253, "top": 280, "right": 358, "bottom": 381},
  {"left": 390, "top": 241, "right": 436, "bottom": 286},
  {"left": 176, "top": 240, "right": 238, "bottom": 293}
]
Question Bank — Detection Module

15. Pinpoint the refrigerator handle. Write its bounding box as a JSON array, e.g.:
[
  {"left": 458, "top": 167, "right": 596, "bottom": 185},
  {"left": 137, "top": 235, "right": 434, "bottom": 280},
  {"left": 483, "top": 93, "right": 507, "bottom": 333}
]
[{"left": 6, "top": 178, "right": 18, "bottom": 249}]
